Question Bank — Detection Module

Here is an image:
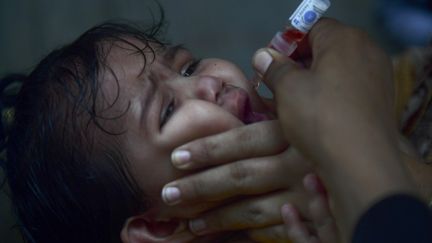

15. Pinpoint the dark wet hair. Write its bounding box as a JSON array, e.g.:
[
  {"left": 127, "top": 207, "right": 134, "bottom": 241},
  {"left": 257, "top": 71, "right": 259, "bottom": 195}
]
[{"left": 0, "top": 11, "right": 167, "bottom": 243}]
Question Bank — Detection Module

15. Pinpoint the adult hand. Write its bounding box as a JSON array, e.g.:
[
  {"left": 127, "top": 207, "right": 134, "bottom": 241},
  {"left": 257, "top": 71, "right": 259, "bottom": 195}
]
[
  {"left": 252, "top": 18, "right": 417, "bottom": 240},
  {"left": 161, "top": 121, "right": 316, "bottom": 242}
]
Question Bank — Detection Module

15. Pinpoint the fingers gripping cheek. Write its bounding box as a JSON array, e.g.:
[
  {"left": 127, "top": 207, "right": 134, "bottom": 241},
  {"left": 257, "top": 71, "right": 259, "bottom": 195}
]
[{"left": 158, "top": 101, "right": 243, "bottom": 146}]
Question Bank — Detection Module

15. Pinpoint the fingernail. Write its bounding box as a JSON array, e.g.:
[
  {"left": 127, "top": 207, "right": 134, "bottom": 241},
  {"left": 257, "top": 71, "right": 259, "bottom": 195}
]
[
  {"left": 303, "top": 173, "right": 318, "bottom": 193},
  {"left": 171, "top": 150, "right": 191, "bottom": 168},
  {"left": 303, "top": 173, "right": 327, "bottom": 197},
  {"left": 253, "top": 50, "right": 273, "bottom": 75},
  {"left": 189, "top": 218, "right": 207, "bottom": 234},
  {"left": 162, "top": 186, "right": 182, "bottom": 205},
  {"left": 281, "top": 203, "right": 297, "bottom": 223}
]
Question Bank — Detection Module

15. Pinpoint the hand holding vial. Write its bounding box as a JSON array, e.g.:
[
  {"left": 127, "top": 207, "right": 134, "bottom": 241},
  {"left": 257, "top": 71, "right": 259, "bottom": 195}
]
[
  {"left": 269, "top": 0, "right": 331, "bottom": 56},
  {"left": 253, "top": 0, "right": 331, "bottom": 89},
  {"left": 253, "top": 18, "right": 419, "bottom": 242}
]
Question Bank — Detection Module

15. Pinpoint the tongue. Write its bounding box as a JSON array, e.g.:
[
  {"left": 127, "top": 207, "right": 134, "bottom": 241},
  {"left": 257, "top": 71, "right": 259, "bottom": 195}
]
[
  {"left": 241, "top": 98, "right": 272, "bottom": 124},
  {"left": 244, "top": 111, "right": 271, "bottom": 124}
]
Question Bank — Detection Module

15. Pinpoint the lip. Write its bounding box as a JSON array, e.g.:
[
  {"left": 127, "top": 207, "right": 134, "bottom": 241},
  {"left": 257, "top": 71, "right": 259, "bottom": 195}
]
[{"left": 217, "top": 85, "right": 271, "bottom": 124}]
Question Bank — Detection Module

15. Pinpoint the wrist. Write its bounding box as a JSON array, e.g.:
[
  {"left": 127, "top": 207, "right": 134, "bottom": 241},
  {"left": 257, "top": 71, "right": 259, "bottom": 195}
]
[{"left": 317, "top": 131, "right": 418, "bottom": 241}]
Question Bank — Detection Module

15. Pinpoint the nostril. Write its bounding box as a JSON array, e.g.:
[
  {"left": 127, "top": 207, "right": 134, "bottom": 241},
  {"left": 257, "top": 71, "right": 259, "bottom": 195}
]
[{"left": 196, "top": 76, "right": 223, "bottom": 103}]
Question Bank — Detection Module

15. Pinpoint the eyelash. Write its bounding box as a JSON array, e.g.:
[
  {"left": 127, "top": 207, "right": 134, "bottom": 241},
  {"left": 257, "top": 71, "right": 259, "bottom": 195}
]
[
  {"left": 160, "top": 99, "right": 175, "bottom": 128},
  {"left": 160, "top": 59, "right": 202, "bottom": 128},
  {"left": 181, "top": 59, "right": 202, "bottom": 77}
]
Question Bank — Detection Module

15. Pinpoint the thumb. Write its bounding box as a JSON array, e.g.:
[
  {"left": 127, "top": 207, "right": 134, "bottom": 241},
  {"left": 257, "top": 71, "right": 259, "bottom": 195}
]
[
  {"left": 252, "top": 48, "right": 302, "bottom": 92},
  {"left": 253, "top": 48, "right": 317, "bottom": 149}
]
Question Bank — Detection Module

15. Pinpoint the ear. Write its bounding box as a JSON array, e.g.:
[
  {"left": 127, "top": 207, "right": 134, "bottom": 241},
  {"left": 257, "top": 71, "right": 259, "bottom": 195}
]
[{"left": 121, "top": 215, "right": 196, "bottom": 243}]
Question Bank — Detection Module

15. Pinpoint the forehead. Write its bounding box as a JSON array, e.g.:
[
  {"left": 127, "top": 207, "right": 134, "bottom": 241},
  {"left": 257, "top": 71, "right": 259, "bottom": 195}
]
[
  {"left": 93, "top": 39, "right": 155, "bottom": 121},
  {"left": 102, "top": 38, "right": 162, "bottom": 77},
  {"left": 95, "top": 39, "right": 186, "bottom": 123},
  {"left": 102, "top": 38, "right": 188, "bottom": 81}
]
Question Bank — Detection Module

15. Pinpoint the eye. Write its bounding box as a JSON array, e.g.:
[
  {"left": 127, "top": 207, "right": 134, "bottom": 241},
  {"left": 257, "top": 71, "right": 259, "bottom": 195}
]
[
  {"left": 181, "top": 59, "right": 202, "bottom": 77},
  {"left": 160, "top": 99, "right": 175, "bottom": 128}
]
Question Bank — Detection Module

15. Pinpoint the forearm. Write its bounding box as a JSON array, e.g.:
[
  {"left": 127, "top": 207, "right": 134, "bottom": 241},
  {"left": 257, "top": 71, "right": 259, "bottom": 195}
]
[{"left": 319, "top": 131, "right": 418, "bottom": 241}]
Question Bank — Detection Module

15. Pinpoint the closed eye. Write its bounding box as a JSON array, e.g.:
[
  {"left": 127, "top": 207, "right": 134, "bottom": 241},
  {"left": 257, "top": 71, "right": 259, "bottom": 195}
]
[{"left": 160, "top": 99, "right": 175, "bottom": 128}]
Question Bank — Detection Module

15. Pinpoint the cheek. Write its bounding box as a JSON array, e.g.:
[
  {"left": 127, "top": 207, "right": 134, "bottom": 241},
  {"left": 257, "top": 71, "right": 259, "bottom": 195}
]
[
  {"left": 124, "top": 142, "right": 175, "bottom": 199},
  {"left": 158, "top": 101, "right": 243, "bottom": 146}
]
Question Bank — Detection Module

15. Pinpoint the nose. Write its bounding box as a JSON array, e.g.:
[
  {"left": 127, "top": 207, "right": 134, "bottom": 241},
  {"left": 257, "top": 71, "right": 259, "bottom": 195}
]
[{"left": 194, "top": 76, "right": 223, "bottom": 103}]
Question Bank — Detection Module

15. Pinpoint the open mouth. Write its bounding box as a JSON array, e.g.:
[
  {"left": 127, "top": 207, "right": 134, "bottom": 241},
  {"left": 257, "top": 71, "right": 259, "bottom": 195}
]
[{"left": 217, "top": 85, "right": 271, "bottom": 124}]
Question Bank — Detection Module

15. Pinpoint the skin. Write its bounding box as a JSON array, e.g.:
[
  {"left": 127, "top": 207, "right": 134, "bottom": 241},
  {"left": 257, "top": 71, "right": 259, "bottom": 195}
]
[
  {"left": 163, "top": 19, "right": 432, "bottom": 243},
  {"left": 254, "top": 19, "right": 420, "bottom": 242},
  {"left": 100, "top": 40, "right": 269, "bottom": 201},
  {"left": 98, "top": 39, "right": 315, "bottom": 242},
  {"left": 281, "top": 174, "right": 338, "bottom": 243}
]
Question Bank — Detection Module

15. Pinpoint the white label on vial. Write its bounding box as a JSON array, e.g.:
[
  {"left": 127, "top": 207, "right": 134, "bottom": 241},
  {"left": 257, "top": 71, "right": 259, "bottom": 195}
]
[{"left": 289, "top": 0, "right": 331, "bottom": 33}]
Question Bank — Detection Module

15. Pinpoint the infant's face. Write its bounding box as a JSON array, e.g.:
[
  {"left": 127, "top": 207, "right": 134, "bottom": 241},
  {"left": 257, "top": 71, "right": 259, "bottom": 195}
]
[{"left": 100, "top": 39, "right": 271, "bottom": 215}]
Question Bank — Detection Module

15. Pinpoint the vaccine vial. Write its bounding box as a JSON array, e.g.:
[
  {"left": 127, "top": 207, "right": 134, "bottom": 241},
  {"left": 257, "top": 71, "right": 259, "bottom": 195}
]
[{"left": 270, "top": 0, "right": 331, "bottom": 56}]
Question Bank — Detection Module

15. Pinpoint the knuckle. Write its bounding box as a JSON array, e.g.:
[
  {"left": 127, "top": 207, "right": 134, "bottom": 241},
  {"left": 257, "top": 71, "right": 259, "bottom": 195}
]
[
  {"left": 228, "top": 162, "right": 252, "bottom": 190},
  {"left": 235, "top": 127, "right": 254, "bottom": 143},
  {"left": 196, "top": 138, "right": 218, "bottom": 162},
  {"left": 187, "top": 177, "right": 208, "bottom": 200},
  {"left": 233, "top": 128, "right": 254, "bottom": 153},
  {"left": 242, "top": 204, "right": 267, "bottom": 226}
]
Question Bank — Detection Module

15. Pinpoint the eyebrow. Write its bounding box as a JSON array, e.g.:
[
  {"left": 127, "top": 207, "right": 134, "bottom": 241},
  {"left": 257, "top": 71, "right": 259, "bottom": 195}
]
[{"left": 163, "top": 44, "right": 188, "bottom": 64}]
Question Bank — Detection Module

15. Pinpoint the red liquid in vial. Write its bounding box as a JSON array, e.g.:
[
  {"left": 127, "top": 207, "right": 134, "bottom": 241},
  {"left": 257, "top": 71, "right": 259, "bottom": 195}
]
[
  {"left": 282, "top": 28, "right": 306, "bottom": 43},
  {"left": 268, "top": 28, "right": 306, "bottom": 58}
]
